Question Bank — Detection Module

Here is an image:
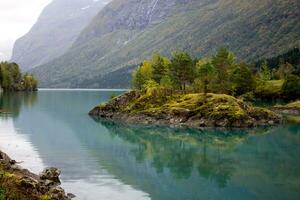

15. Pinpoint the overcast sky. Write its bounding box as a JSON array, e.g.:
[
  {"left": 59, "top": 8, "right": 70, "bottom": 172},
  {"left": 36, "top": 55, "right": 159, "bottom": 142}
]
[{"left": 0, "top": 0, "right": 52, "bottom": 61}]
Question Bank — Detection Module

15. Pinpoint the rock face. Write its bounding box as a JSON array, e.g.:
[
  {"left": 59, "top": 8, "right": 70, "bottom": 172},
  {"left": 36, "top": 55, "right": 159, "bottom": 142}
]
[
  {"left": 0, "top": 150, "right": 73, "bottom": 200},
  {"left": 30, "top": 0, "right": 300, "bottom": 88},
  {"left": 11, "top": 0, "right": 110, "bottom": 71},
  {"left": 89, "top": 91, "right": 282, "bottom": 128}
]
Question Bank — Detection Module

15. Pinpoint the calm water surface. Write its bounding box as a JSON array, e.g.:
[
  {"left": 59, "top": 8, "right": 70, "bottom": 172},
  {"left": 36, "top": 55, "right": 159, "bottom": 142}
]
[{"left": 0, "top": 90, "right": 299, "bottom": 200}]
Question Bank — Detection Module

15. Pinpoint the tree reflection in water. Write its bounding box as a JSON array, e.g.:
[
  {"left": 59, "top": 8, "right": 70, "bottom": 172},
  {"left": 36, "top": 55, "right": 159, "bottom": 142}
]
[
  {"left": 93, "top": 118, "right": 272, "bottom": 188},
  {"left": 0, "top": 92, "right": 37, "bottom": 118}
]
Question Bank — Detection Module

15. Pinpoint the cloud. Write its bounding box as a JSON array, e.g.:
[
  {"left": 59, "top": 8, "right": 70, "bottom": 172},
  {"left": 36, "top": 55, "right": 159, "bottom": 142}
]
[{"left": 0, "top": 0, "right": 52, "bottom": 61}]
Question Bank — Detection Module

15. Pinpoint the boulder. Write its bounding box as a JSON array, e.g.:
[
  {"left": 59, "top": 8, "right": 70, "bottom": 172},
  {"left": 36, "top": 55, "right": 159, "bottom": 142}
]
[{"left": 40, "top": 167, "right": 61, "bottom": 183}]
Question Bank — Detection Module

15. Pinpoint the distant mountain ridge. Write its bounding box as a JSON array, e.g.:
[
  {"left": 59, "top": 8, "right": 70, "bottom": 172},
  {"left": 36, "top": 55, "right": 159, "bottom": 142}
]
[
  {"left": 11, "top": 0, "right": 110, "bottom": 71},
  {"left": 27, "top": 0, "right": 300, "bottom": 88}
]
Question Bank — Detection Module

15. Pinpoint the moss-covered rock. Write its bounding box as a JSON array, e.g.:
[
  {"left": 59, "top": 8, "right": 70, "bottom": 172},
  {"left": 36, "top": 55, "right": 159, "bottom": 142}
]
[
  {"left": 272, "top": 100, "right": 300, "bottom": 114},
  {"left": 89, "top": 91, "right": 282, "bottom": 128},
  {"left": 0, "top": 151, "right": 73, "bottom": 200}
]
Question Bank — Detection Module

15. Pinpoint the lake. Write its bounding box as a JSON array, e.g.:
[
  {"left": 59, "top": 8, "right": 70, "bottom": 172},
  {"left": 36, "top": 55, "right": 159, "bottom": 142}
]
[{"left": 0, "top": 90, "right": 299, "bottom": 200}]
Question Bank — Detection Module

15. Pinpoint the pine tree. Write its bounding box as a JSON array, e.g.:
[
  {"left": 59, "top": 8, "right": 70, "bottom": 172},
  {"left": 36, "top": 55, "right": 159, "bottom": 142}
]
[
  {"left": 211, "top": 48, "right": 235, "bottom": 94},
  {"left": 170, "top": 51, "right": 196, "bottom": 91}
]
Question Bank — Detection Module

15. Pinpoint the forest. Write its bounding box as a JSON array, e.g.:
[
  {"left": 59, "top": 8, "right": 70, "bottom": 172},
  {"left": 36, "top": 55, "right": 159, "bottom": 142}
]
[
  {"left": 132, "top": 48, "right": 300, "bottom": 100},
  {"left": 0, "top": 62, "right": 38, "bottom": 91}
]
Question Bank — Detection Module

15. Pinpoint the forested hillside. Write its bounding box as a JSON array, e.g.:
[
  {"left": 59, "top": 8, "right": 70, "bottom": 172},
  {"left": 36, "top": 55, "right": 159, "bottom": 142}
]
[{"left": 30, "top": 0, "right": 300, "bottom": 88}]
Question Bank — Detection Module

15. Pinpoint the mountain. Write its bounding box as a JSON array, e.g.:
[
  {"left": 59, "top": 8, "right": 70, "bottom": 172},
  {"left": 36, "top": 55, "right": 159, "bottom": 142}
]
[
  {"left": 11, "top": 0, "right": 110, "bottom": 71},
  {"left": 30, "top": 0, "right": 300, "bottom": 88}
]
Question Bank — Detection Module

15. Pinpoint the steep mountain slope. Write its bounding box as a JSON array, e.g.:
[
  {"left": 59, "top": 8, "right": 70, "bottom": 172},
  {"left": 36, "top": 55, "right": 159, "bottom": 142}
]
[
  {"left": 11, "top": 0, "right": 110, "bottom": 71},
  {"left": 31, "top": 0, "right": 300, "bottom": 88}
]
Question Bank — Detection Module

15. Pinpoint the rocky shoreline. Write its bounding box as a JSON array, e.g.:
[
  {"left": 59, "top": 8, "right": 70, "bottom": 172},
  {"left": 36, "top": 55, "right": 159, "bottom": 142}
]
[
  {"left": 272, "top": 108, "right": 300, "bottom": 115},
  {"left": 89, "top": 91, "right": 282, "bottom": 128},
  {"left": 272, "top": 101, "right": 300, "bottom": 115},
  {"left": 0, "top": 150, "right": 74, "bottom": 200}
]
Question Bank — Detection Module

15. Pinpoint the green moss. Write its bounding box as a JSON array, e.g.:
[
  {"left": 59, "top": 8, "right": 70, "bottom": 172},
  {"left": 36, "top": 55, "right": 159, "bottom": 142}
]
[
  {"left": 96, "top": 90, "right": 280, "bottom": 126},
  {"left": 40, "top": 195, "right": 51, "bottom": 200},
  {"left": 273, "top": 100, "right": 300, "bottom": 110},
  {"left": 250, "top": 107, "right": 278, "bottom": 119},
  {"left": 0, "top": 171, "right": 14, "bottom": 178},
  {"left": 124, "top": 92, "right": 254, "bottom": 121},
  {"left": 285, "top": 101, "right": 300, "bottom": 109},
  {"left": 0, "top": 187, "right": 5, "bottom": 200}
]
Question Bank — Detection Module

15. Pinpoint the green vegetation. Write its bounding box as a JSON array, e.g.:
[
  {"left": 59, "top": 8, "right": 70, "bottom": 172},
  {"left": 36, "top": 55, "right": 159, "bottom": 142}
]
[
  {"left": 0, "top": 187, "right": 5, "bottom": 200},
  {"left": 132, "top": 48, "right": 300, "bottom": 100},
  {"left": 29, "top": 0, "right": 300, "bottom": 88},
  {"left": 0, "top": 62, "right": 38, "bottom": 92},
  {"left": 91, "top": 89, "right": 281, "bottom": 127},
  {"left": 0, "top": 151, "right": 69, "bottom": 200},
  {"left": 274, "top": 101, "right": 300, "bottom": 111},
  {"left": 255, "top": 48, "right": 300, "bottom": 74}
]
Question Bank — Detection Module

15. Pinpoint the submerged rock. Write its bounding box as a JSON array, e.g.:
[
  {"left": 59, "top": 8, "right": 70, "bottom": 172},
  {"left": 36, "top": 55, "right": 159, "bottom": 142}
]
[{"left": 89, "top": 91, "right": 282, "bottom": 128}]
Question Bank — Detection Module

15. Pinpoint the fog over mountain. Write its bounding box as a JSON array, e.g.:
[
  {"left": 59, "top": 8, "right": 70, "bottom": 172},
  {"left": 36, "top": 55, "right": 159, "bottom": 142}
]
[
  {"left": 11, "top": 0, "right": 110, "bottom": 71},
  {"left": 0, "top": 0, "right": 51, "bottom": 61},
  {"left": 29, "top": 0, "right": 300, "bottom": 88}
]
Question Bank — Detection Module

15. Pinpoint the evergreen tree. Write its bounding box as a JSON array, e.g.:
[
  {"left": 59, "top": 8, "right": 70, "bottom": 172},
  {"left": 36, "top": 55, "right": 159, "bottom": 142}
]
[
  {"left": 170, "top": 51, "right": 196, "bottom": 91},
  {"left": 151, "top": 53, "right": 170, "bottom": 84},
  {"left": 197, "top": 62, "right": 215, "bottom": 97},
  {"left": 282, "top": 74, "right": 300, "bottom": 99},
  {"left": 228, "top": 63, "right": 254, "bottom": 96},
  {"left": 259, "top": 61, "right": 271, "bottom": 81},
  {"left": 211, "top": 48, "right": 235, "bottom": 94}
]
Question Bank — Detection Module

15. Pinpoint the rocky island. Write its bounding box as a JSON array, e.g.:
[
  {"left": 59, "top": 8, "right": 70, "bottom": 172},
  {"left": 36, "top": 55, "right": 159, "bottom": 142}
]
[
  {"left": 89, "top": 91, "right": 281, "bottom": 128},
  {"left": 0, "top": 150, "right": 73, "bottom": 200},
  {"left": 272, "top": 101, "right": 300, "bottom": 115},
  {"left": 88, "top": 48, "right": 297, "bottom": 128}
]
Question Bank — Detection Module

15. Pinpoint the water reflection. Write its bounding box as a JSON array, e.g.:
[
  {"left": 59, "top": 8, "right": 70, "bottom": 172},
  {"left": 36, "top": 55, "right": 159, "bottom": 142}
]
[
  {"left": 0, "top": 91, "right": 299, "bottom": 200},
  {"left": 0, "top": 92, "right": 37, "bottom": 117},
  {"left": 94, "top": 119, "right": 274, "bottom": 188}
]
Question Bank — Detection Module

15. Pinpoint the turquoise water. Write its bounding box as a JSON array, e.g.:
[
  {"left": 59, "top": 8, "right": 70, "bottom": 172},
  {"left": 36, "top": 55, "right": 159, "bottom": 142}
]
[{"left": 0, "top": 90, "right": 299, "bottom": 200}]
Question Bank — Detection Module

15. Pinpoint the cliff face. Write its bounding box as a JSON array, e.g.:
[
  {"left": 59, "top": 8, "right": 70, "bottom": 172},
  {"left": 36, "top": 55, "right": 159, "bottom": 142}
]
[
  {"left": 11, "top": 0, "right": 110, "bottom": 71},
  {"left": 75, "top": 0, "right": 201, "bottom": 45},
  {"left": 29, "top": 0, "right": 300, "bottom": 88}
]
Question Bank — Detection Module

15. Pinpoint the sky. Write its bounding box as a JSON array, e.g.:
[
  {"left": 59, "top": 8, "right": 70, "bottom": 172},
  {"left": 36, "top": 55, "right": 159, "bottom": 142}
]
[{"left": 0, "top": 0, "right": 52, "bottom": 61}]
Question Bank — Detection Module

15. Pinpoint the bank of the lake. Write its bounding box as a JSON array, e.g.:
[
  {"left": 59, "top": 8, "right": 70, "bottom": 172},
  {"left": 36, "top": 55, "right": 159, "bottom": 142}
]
[
  {"left": 0, "top": 150, "right": 72, "bottom": 200},
  {"left": 89, "top": 91, "right": 282, "bottom": 128},
  {"left": 272, "top": 101, "right": 300, "bottom": 115}
]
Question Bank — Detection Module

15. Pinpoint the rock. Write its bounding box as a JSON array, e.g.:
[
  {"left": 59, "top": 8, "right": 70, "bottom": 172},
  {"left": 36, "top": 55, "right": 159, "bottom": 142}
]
[
  {"left": 19, "top": 176, "right": 38, "bottom": 189},
  {"left": 49, "top": 186, "right": 71, "bottom": 200},
  {"left": 67, "top": 193, "right": 76, "bottom": 198},
  {"left": 90, "top": 92, "right": 282, "bottom": 128},
  {"left": 215, "top": 118, "right": 230, "bottom": 127},
  {"left": 40, "top": 167, "right": 61, "bottom": 183},
  {"left": 1, "top": 150, "right": 71, "bottom": 199},
  {"left": 9, "top": 160, "right": 17, "bottom": 165}
]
